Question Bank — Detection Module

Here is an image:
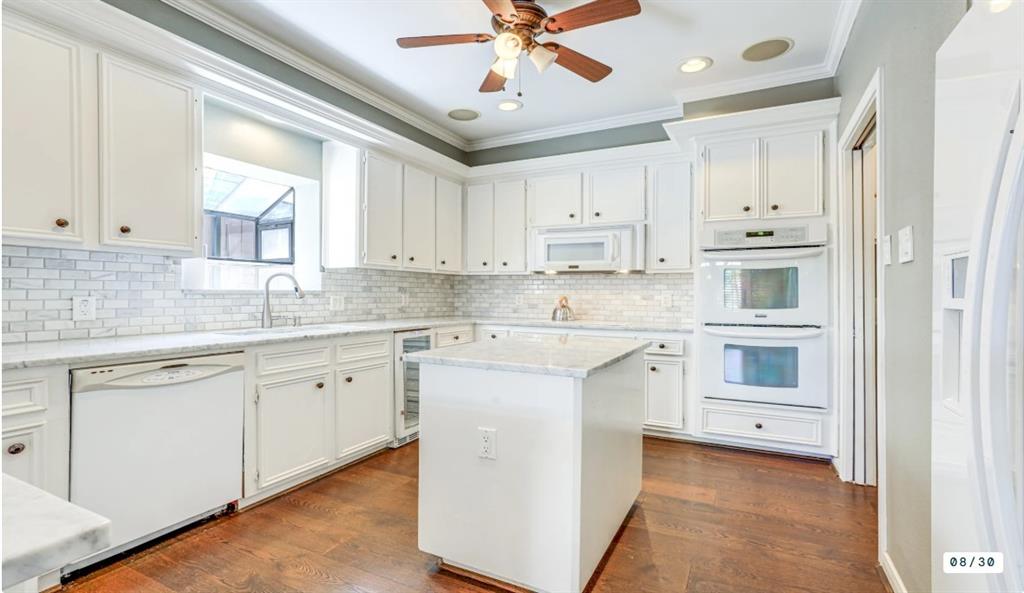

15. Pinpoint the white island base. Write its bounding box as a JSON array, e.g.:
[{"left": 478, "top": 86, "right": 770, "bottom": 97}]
[{"left": 411, "top": 336, "right": 645, "bottom": 593}]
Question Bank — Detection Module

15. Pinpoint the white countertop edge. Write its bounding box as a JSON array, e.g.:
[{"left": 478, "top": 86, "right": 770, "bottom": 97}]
[{"left": 3, "top": 318, "right": 693, "bottom": 370}]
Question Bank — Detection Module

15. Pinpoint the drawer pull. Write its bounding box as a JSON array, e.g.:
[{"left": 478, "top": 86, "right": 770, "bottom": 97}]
[
  {"left": 742, "top": 206, "right": 751, "bottom": 213},
  {"left": 315, "top": 382, "right": 325, "bottom": 389},
  {"left": 55, "top": 218, "right": 70, "bottom": 228},
  {"left": 658, "top": 343, "right": 666, "bottom": 349},
  {"left": 755, "top": 422, "right": 763, "bottom": 429},
  {"left": 502, "top": 262, "right": 508, "bottom": 266},
  {"left": 441, "top": 259, "right": 446, "bottom": 265},
  {"left": 594, "top": 211, "right": 601, "bottom": 217},
  {"left": 771, "top": 204, "right": 780, "bottom": 211},
  {"left": 7, "top": 443, "right": 26, "bottom": 455},
  {"left": 409, "top": 256, "right": 415, "bottom": 262},
  {"left": 649, "top": 366, "right": 657, "bottom": 372},
  {"left": 453, "top": 335, "right": 460, "bottom": 340},
  {"left": 119, "top": 225, "right": 131, "bottom": 234},
  {"left": 391, "top": 254, "right": 397, "bottom": 260},
  {"left": 482, "top": 261, "right": 488, "bottom": 266},
  {"left": 568, "top": 213, "right": 576, "bottom": 219},
  {"left": 490, "top": 334, "right": 497, "bottom": 339},
  {"left": 658, "top": 257, "right": 665, "bottom": 263},
  {"left": 344, "top": 377, "right": 353, "bottom": 383}
]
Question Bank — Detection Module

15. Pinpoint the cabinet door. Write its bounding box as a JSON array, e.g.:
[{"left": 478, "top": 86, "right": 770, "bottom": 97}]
[
  {"left": 588, "top": 165, "right": 645, "bottom": 223},
  {"left": 2, "top": 23, "right": 84, "bottom": 243},
  {"left": 527, "top": 173, "right": 582, "bottom": 226},
  {"left": 363, "top": 152, "right": 403, "bottom": 267},
  {"left": 645, "top": 358, "right": 684, "bottom": 430},
  {"left": 493, "top": 180, "right": 527, "bottom": 272},
  {"left": 762, "top": 130, "right": 824, "bottom": 218},
  {"left": 402, "top": 165, "right": 435, "bottom": 271},
  {"left": 648, "top": 162, "right": 692, "bottom": 271},
  {"left": 435, "top": 177, "right": 463, "bottom": 272},
  {"left": 465, "top": 183, "right": 494, "bottom": 273},
  {"left": 256, "top": 372, "right": 331, "bottom": 490},
  {"left": 99, "top": 55, "right": 197, "bottom": 252},
  {"left": 703, "top": 138, "right": 758, "bottom": 221},
  {"left": 2, "top": 423, "right": 46, "bottom": 489},
  {"left": 335, "top": 362, "right": 391, "bottom": 460}
]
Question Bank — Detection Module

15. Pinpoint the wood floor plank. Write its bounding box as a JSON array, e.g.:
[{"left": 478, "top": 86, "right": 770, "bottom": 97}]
[{"left": 62, "top": 438, "right": 885, "bottom": 593}]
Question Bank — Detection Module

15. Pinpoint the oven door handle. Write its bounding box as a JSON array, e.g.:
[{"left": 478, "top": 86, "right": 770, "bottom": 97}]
[
  {"left": 702, "top": 327, "right": 824, "bottom": 340},
  {"left": 701, "top": 246, "right": 826, "bottom": 262}
]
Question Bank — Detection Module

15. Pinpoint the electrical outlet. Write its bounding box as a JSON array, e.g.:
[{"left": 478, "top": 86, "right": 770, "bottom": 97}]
[
  {"left": 400, "top": 293, "right": 409, "bottom": 307},
  {"left": 72, "top": 296, "right": 97, "bottom": 321},
  {"left": 330, "top": 295, "right": 345, "bottom": 311},
  {"left": 478, "top": 427, "right": 497, "bottom": 460},
  {"left": 514, "top": 294, "right": 525, "bottom": 306}
]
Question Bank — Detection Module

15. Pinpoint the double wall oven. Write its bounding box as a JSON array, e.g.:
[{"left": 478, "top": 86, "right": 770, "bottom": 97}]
[{"left": 698, "top": 221, "right": 829, "bottom": 409}]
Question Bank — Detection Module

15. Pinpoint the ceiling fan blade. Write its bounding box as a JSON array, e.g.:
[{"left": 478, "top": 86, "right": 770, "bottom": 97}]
[
  {"left": 542, "top": 43, "right": 612, "bottom": 82},
  {"left": 396, "top": 33, "right": 493, "bottom": 48},
  {"left": 479, "top": 68, "right": 507, "bottom": 92},
  {"left": 544, "top": 0, "right": 641, "bottom": 33},
  {"left": 482, "top": 0, "right": 518, "bottom": 22}
]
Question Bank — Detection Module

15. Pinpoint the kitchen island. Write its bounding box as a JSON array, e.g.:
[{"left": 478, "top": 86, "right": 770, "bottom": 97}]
[{"left": 406, "top": 335, "right": 647, "bottom": 593}]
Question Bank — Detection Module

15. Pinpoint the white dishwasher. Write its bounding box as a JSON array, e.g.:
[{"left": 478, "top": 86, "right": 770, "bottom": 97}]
[{"left": 68, "top": 352, "right": 244, "bottom": 570}]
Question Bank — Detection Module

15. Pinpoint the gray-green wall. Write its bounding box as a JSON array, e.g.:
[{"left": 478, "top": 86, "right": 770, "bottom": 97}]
[
  {"left": 205, "top": 102, "right": 323, "bottom": 181},
  {"left": 834, "top": 1, "right": 967, "bottom": 591}
]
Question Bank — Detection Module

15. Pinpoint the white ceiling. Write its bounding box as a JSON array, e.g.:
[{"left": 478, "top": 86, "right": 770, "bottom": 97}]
[{"left": 191, "top": 0, "right": 859, "bottom": 150}]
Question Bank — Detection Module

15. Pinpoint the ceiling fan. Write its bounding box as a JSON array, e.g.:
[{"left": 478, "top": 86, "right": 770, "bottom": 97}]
[{"left": 396, "top": 0, "right": 641, "bottom": 93}]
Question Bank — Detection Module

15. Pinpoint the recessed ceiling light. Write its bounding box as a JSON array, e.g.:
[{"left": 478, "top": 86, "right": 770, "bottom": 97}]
[
  {"left": 447, "top": 109, "right": 480, "bottom": 121},
  {"left": 497, "top": 99, "right": 522, "bottom": 112},
  {"left": 678, "top": 56, "right": 713, "bottom": 74},
  {"left": 742, "top": 38, "right": 794, "bottom": 62}
]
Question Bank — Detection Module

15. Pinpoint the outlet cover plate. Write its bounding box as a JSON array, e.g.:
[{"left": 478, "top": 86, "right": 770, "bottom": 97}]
[{"left": 72, "top": 296, "right": 97, "bottom": 321}]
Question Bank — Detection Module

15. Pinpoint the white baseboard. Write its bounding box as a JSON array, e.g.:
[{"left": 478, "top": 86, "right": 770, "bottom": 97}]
[{"left": 879, "top": 551, "right": 908, "bottom": 593}]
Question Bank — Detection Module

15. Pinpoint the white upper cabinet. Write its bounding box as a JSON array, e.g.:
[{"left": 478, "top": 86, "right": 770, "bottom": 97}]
[
  {"left": 527, "top": 172, "right": 582, "bottom": 227},
  {"left": 2, "top": 22, "right": 84, "bottom": 244},
  {"left": 703, "top": 138, "right": 759, "bottom": 221},
  {"left": 493, "top": 180, "right": 527, "bottom": 273},
  {"left": 761, "top": 130, "right": 824, "bottom": 218},
  {"left": 587, "top": 165, "right": 645, "bottom": 223},
  {"left": 465, "top": 183, "right": 495, "bottom": 273},
  {"left": 99, "top": 55, "right": 198, "bottom": 252},
  {"left": 402, "top": 165, "right": 435, "bottom": 271},
  {"left": 435, "top": 177, "right": 463, "bottom": 272},
  {"left": 363, "top": 152, "right": 404, "bottom": 267},
  {"left": 648, "top": 161, "right": 692, "bottom": 272}
]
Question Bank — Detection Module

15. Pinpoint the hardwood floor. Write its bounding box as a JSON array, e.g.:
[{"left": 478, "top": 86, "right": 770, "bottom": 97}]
[{"left": 62, "top": 438, "right": 885, "bottom": 593}]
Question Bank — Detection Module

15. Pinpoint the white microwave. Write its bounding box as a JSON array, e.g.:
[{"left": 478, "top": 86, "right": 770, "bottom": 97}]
[{"left": 530, "top": 224, "right": 644, "bottom": 272}]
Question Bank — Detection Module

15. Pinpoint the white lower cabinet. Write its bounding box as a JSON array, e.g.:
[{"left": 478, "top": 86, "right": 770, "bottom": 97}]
[
  {"left": 1, "top": 366, "right": 70, "bottom": 499},
  {"left": 644, "top": 357, "right": 684, "bottom": 430},
  {"left": 255, "top": 370, "right": 332, "bottom": 490},
  {"left": 335, "top": 361, "right": 392, "bottom": 461}
]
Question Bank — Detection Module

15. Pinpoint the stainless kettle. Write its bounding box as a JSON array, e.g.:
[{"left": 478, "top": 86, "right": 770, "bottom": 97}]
[{"left": 551, "top": 296, "right": 575, "bottom": 322}]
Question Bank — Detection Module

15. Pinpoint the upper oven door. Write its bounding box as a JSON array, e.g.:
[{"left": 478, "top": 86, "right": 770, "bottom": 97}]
[
  {"left": 700, "top": 325, "right": 829, "bottom": 409},
  {"left": 699, "top": 246, "right": 828, "bottom": 326}
]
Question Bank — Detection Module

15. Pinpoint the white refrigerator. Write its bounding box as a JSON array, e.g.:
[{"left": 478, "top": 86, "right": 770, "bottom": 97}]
[{"left": 931, "top": 2, "right": 1023, "bottom": 592}]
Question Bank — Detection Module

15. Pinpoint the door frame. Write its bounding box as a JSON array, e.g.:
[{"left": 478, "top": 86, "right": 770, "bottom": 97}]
[{"left": 835, "top": 66, "right": 888, "bottom": 545}]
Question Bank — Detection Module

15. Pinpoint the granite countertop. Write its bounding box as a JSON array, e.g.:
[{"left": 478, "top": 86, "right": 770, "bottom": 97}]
[
  {"left": 404, "top": 334, "right": 649, "bottom": 378},
  {"left": 3, "top": 317, "right": 693, "bottom": 370},
  {"left": 2, "top": 475, "right": 111, "bottom": 588}
]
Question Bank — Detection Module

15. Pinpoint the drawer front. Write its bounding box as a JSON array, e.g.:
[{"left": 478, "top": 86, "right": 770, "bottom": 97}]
[
  {"left": 437, "top": 326, "right": 474, "bottom": 347},
  {"left": 256, "top": 345, "right": 331, "bottom": 376},
  {"left": 645, "top": 338, "right": 684, "bottom": 356},
  {"left": 477, "top": 327, "right": 509, "bottom": 341},
  {"left": 701, "top": 406, "right": 822, "bottom": 446},
  {"left": 336, "top": 336, "right": 390, "bottom": 363},
  {"left": 2, "top": 377, "right": 48, "bottom": 417}
]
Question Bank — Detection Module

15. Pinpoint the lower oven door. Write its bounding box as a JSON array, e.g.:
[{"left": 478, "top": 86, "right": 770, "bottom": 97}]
[{"left": 700, "top": 325, "right": 828, "bottom": 409}]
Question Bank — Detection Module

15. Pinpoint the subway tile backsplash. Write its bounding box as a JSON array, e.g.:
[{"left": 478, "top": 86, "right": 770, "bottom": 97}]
[{"left": 2, "top": 244, "right": 693, "bottom": 343}]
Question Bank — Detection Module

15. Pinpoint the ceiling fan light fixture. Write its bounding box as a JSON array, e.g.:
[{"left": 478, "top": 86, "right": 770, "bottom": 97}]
[
  {"left": 494, "top": 31, "right": 523, "bottom": 59},
  {"left": 497, "top": 99, "right": 522, "bottom": 112},
  {"left": 679, "top": 56, "right": 713, "bottom": 74},
  {"left": 490, "top": 57, "right": 518, "bottom": 79},
  {"left": 528, "top": 43, "right": 558, "bottom": 73}
]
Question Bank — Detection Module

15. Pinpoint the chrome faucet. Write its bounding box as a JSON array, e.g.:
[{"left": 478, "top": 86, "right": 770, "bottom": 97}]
[{"left": 262, "top": 273, "right": 305, "bottom": 328}]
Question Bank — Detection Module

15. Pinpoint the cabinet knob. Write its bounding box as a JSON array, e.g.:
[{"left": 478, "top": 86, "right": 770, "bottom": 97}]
[
  {"left": 482, "top": 261, "right": 488, "bottom": 266},
  {"left": 490, "top": 334, "right": 497, "bottom": 339},
  {"left": 344, "top": 377, "right": 353, "bottom": 383},
  {"left": 119, "top": 225, "right": 131, "bottom": 234},
  {"left": 7, "top": 443, "right": 26, "bottom": 455},
  {"left": 658, "top": 257, "right": 665, "bottom": 263},
  {"left": 770, "top": 204, "right": 780, "bottom": 211},
  {"left": 568, "top": 213, "right": 575, "bottom": 219},
  {"left": 391, "top": 254, "right": 397, "bottom": 260},
  {"left": 440, "top": 259, "right": 446, "bottom": 265},
  {"left": 315, "top": 382, "right": 325, "bottom": 389},
  {"left": 55, "top": 218, "right": 70, "bottom": 228},
  {"left": 755, "top": 422, "right": 763, "bottom": 429},
  {"left": 594, "top": 212, "right": 601, "bottom": 217},
  {"left": 409, "top": 256, "right": 415, "bottom": 262},
  {"left": 649, "top": 366, "right": 657, "bottom": 372},
  {"left": 502, "top": 262, "right": 508, "bottom": 266},
  {"left": 454, "top": 335, "right": 460, "bottom": 340},
  {"left": 658, "top": 343, "right": 666, "bottom": 349},
  {"left": 742, "top": 206, "right": 751, "bottom": 213}
]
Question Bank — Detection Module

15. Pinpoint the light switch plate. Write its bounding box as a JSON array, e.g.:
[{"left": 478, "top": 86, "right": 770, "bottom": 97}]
[
  {"left": 898, "top": 226, "right": 914, "bottom": 263},
  {"left": 72, "top": 296, "right": 97, "bottom": 321},
  {"left": 882, "top": 235, "right": 892, "bottom": 266}
]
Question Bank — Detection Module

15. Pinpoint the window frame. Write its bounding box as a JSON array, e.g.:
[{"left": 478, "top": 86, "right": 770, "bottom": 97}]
[{"left": 204, "top": 187, "right": 295, "bottom": 265}]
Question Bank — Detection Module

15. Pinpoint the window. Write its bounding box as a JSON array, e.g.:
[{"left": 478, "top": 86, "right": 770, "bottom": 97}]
[{"left": 202, "top": 167, "right": 295, "bottom": 264}]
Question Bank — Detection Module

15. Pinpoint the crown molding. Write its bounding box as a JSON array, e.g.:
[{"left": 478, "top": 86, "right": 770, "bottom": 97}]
[
  {"left": 160, "top": 0, "right": 472, "bottom": 152},
  {"left": 465, "top": 105, "right": 681, "bottom": 151},
  {"left": 825, "top": 0, "right": 863, "bottom": 75}
]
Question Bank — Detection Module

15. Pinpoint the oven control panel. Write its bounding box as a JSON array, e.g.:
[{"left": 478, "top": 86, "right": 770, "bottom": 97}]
[{"left": 701, "top": 220, "right": 828, "bottom": 249}]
